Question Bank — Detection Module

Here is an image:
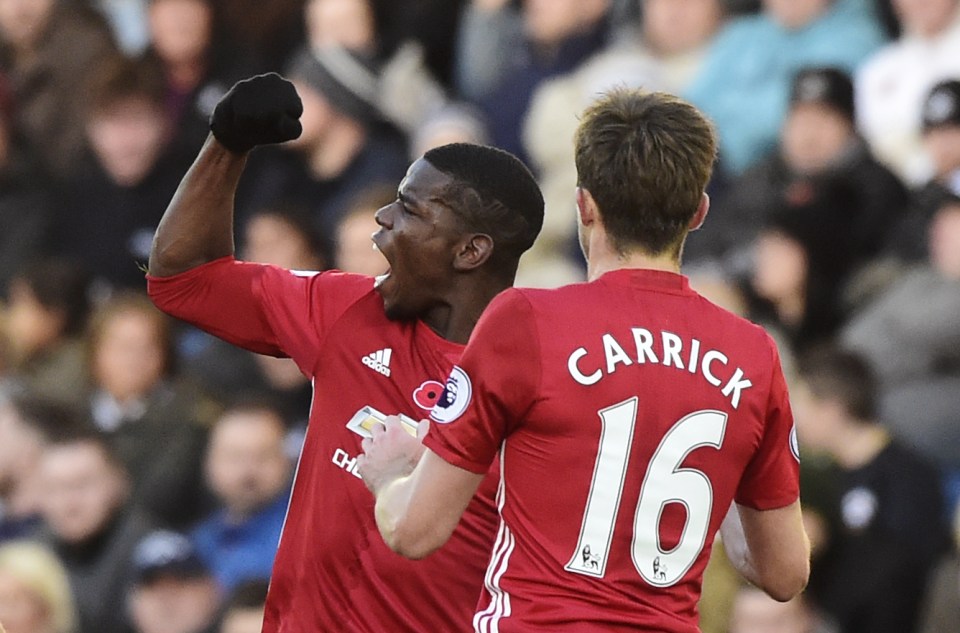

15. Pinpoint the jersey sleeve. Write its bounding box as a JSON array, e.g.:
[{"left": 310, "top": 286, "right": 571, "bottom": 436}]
[
  {"left": 147, "top": 257, "right": 373, "bottom": 377},
  {"left": 735, "top": 340, "right": 801, "bottom": 510},
  {"left": 424, "top": 289, "right": 540, "bottom": 474}
]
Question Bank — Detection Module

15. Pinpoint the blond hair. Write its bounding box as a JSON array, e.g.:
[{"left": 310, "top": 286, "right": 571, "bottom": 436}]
[{"left": 0, "top": 541, "right": 77, "bottom": 633}]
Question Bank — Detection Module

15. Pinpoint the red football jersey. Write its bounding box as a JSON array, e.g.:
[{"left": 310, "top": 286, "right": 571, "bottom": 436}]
[
  {"left": 148, "top": 257, "right": 499, "bottom": 632},
  {"left": 425, "top": 269, "right": 800, "bottom": 632}
]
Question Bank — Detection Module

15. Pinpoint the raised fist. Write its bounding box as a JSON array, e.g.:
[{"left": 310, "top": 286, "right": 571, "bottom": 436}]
[{"left": 209, "top": 73, "right": 303, "bottom": 154}]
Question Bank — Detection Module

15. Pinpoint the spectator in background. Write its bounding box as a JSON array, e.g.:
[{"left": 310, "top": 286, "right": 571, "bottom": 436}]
[
  {"left": 457, "top": 0, "right": 613, "bottom": 162},
  {"left": 242, "top": 203, "right": 326, "bottom": 273},
  {"left": 922, "top": 78, "right": 960, "bottom": 192},
  {"left": 244, "top": 46, "right": 407, "bottom": 255},
  {"left": 746, "top": 182, "right": 860, "bottom": 353},
  {"left": 408, "top": 102, "right": 488, "bottom": 161},
  {"left": 842, "top": 195, "right": 960, "bottom": 471},
  {"left": 304, "top": 0, "right": 377, "bottom": 54},
  {"left": 91, "top": 0, "right": 151, "bottom": 55},
  {"left": 0, "top": 0, "right": 116, "bottom": 179},
  {"left": 212, "top": 0, "right": 304, "bottom": 71},
  {"left": 856, "top": 0, "right": 960, "bottom": 184},
  {"left": 128, "top": 530, "right": 221, "bottom": 633},
  {"left": 793, "top": 347, "right": 951, "bottom": 633},
  {"left": 917, "top": 504, "right": 960, "bottom": 633},
  {"left": 192, "top": 402, "right": 292, "bottom": 592},
  {"left": 142, "top": 0, "right": 258, "bottom": 157},
  {"left": 304, "top": 0, "right": 449, "bottom": 137},
  {"left": 218, "top": 579, "right": 269, "bottom": 633},
  {"left": 0, "top": 392, "right": 82, "bottom": 542},
  {"left": 87, "top": 293, "right": 213, "bottom": 527},
  {"left": 37, "top": 429, "right": 155, "bottom": 633},
  {"left": 333, "top": 185, "right": 392, "bottom": 275},
  {"left": 889, "top": 79, "right": 960, "bottom": 260},
  {"left": 685, "top": 0, "right": 884, "bottom": 176},
  {"left": 523, "top": 0, "right": 726, "bottom": 287},
  {"left": 0, "top": 540, "right": 77, "bottom": 633},
  {"left": 727, "top": 584, "right": 837, "bottom": 633},
  {"left": 56, "top": 56, "right": 190, "bottom": 292},
  {"left": 1, "top": 260, "right": 91, "bottom": 409},
  {"left": 0, "top": 73, "right": 52, "bottom": 297},
  {"left": 687, "top": 67, "right": 908, "bottom": 272}
]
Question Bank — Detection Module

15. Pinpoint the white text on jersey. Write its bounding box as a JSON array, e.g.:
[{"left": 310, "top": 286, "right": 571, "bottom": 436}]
[
  {"left": 332, "top": 448, "right": 363, "bottom": 479},
  {"left": 567, "top": 328, "right": 753, "bottom": 409}
]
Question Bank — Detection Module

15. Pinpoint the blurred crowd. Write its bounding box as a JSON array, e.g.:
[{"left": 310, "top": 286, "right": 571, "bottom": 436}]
[{"left": 1, "top": 0, "right": 959, "bottom": 632}]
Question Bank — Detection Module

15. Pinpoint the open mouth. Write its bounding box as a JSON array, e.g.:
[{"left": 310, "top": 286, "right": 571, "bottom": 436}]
[{"left": 371, "top": 233, "right": 391, "bottom": 290}]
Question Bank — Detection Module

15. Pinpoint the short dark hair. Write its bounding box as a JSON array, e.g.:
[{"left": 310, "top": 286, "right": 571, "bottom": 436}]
[
  {"left": 4, "top": 391, "right": 87, "bottom": 443},
  {"left": 574, "top": 88, "right": 717, "bottom": 257},
  {"left": 217, "top": 397, "right": 288, "bottom": 433},
  {"left": 423, "top": 143, "right": 544, "bottom": 274},
  {"left": 11, "top": 259, "right": 92, "bottom": 337},
  {"left": 46, "top": 424, "right": 128, "bottom": 474},
  {"left": 797, "top": 346, "right": 877, "bottom": 422},
  {"left": 86, "top": 56, "right": 165, "bottom": 118},
  {"left": 223, "top": 578, "right": 270, "bottom": 611}
]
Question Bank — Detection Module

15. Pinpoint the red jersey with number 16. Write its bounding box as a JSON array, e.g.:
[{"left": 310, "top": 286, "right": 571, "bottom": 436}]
[
  {"left": 148, "top": 257, "right": 499, "bottom": 633},
  {"left": 425, "top": 268, "right": 800, "bottom": 632}
]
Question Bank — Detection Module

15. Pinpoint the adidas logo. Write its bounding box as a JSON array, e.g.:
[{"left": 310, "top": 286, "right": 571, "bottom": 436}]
[{"left": 362, "top": 348, "right": 393, "bottom": 377}]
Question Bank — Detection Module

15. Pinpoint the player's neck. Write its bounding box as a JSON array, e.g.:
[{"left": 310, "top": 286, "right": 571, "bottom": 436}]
[
  {"left": 422, "top": 277, "right": 509, "bottom": 345},
  {"left": 586, "top": 237, "right": 681, "bottom": 281}
]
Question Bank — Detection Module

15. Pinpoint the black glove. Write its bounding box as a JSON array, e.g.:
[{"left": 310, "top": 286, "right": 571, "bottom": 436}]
[{"left": 209, "top": 73, "right": 303, "bottom": 154}]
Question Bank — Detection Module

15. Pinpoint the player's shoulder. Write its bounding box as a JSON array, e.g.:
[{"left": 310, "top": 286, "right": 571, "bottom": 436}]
[
  {"left": 492, "top": 281, "right": 598, "bottom": 318},
  {"left": 692, "top": 291, "right": 780, "bottom": 361}
]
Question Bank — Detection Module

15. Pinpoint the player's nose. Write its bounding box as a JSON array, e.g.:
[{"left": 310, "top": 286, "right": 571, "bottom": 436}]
[{"left": 374, "top": 203, "right": 394, "bottom": 230}]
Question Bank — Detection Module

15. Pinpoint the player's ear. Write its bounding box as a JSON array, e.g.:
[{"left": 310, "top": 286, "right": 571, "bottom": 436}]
[
  {"left": 688, "top": 193, "right": 710, "bottom": 231},
  {"left": 576, "top": 187, "right": 598, "bottom": 226},
  {"left": 453, "top": 233, "right": 493, "bottom": 271}
]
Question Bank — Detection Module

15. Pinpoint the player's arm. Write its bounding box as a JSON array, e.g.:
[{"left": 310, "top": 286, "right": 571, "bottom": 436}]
[
  {"left": 149, "top": 74, "right": 302, "bottom": 278},
  {"left": 721, "top": 499, "right": 810, "bottom": 602},
  {"left": 359, "top": 417, "right": 484, "bottom": 559}
]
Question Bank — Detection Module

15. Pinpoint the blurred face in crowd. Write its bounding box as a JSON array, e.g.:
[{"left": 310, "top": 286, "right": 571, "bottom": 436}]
[
  {"left": 129, "top": 575, "right": 220, "bottom": 633},
  {"left": 0, "top": 0, "right": 55, "bottom": 51},
  {"left": 335, "top": 208, "right": 388, "bottom": 275},
  {"left": 287, "top": 81, "right": 337, "bottom": 149},
  {"left": 220, "top": 607, "right": 265, "bottom": 633},
  {"left": 243, "top": 212, "right": 324, "bottom": 271},
  {"left": 728, "top": 586, "right": 814, "bottom": 633},
  {"left": 642, "top": 0, "right": 723, "bottom": 56},
  {"left": 4, "top": 281, "right": 66, "bottom": 363},
  {"left": 929, "top": 203, "right": 960, "bottom": 279},
  {"left": 781, "top": 103, "right": 854, "bottom": 174},
  {"left": 0, "top": 403, "right": 43, "bottom": 490},
  {"left": 751, "top": 230, "right": 808, "bottom": 307},
  {"left": 305, "top": 0, "right": 376, "bottom": 53},
  {"left": 206, "top": 409, "right": 291, "bottom": 519},
  {"left": 148, "top": 0, "right": 212, "bottom": 66},
  {"left": 523, "top": 0, "right": 611, "bottom": 46},
  {"left": 38, "top": 441, "right": 128, "bottom": 544},
  {"left": 0, "top": 569, "right": 50, "bottom": 633},
  {"left": 923, "top": 124, "right": 960, "bottom": 178},
  {"left": 93, "top": 308, "right": 167, "bottom": 403},
  {"left": 893, "top": 0, "right": 958, "bottom": 37},
  {"left": 87, "top": 97, "right": 168, "bottom": 188},
  {"left": 790, "top": 380, "right": 839, "bottom": 453},
  {"left": 763, "top": 0, "right": 832, "bottom": 30}
]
